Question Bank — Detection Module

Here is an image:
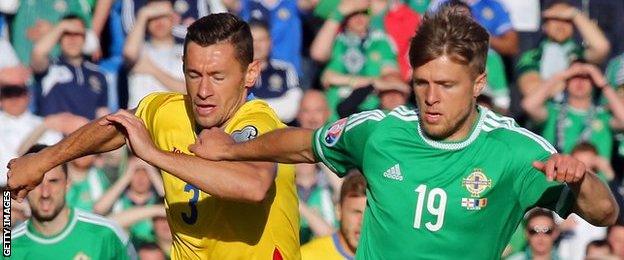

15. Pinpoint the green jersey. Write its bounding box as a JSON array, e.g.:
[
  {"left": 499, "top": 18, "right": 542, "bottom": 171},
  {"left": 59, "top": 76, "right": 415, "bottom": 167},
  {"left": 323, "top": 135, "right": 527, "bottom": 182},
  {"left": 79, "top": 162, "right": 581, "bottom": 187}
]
[
  {"left": 325, "top": 30, "right": 398, "bottom": 122},
  {"left": 66, "top": 168, "right": 110, "bottom": 212},
  {"left": 485, "top": 49, "right": 510, "bottom": 109},
  {"left": 540, "top": 102, "right": 613, "bottom": 159},
  {"left": 113, "top": 194, "right": 159, "bottom": 246},
  {"left": 9, "top": 208, "right": 136, "bottom": 259},
  {"left": 312, "top": 106, "right": 574, "bottom": 259}
]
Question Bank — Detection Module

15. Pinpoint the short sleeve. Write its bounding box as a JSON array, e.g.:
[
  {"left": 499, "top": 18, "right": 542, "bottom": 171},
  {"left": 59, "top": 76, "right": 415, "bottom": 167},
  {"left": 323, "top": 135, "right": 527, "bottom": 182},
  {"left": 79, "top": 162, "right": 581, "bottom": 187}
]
[
  {"left": 226, "top": 109, "right": 282, "bottom": 141},
  {"left": 134, "top": 92, "right": 163, "bottom": 133},
  {"left": 513, "top": 142, "right": 574, "bottom": 218},
  {"left": 311, "top": 110, "right": 385, "bottom": 177}
]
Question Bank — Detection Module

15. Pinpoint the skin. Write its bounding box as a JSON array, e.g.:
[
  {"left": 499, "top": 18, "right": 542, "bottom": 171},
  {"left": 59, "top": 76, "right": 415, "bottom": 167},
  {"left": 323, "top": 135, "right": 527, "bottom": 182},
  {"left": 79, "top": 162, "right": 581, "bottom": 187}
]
[
  {"left": 297, "top": 90, "right": 330, "bottom": 130},
  {"left": 337, "top": 195, "right": 367, "bottom": 256},
  {"left": 542, "top": 4, "right": 575, "bottom": 43},
  {"left": 27, "top": 166, "right": 70, "bottom": 236},
  {"left": 251, "top": 26, "right": 271, "bottom": 62},
  {"left": 0, "top": 92, "right": 29, "bottom": 117},
  {"left": 525, "top": 216, "right": 559, "bottom": 258},
  {"left": 608, "top": 226, "right": 624, "bottom": 259},
  {"left": 379, "top": 90, "right": 408, "bottom": 111},
  {"left": 59, "top": 19, "right": 86, "bottom": 60},
  {"left": 147, "top": 13, "right": 175, "bottom": 41}
]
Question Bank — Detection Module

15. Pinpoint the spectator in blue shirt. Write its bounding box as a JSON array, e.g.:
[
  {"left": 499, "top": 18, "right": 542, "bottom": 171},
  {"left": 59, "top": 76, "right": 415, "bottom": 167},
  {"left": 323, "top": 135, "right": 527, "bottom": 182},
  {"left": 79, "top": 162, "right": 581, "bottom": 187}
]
[{"left": 31, "top": 15, "right": 109, "bottom": 120}]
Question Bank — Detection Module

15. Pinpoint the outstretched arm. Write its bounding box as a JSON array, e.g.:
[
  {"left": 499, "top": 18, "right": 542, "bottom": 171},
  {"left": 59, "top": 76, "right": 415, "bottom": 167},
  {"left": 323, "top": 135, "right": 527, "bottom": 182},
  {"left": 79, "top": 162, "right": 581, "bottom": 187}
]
[
  {"left": 190, "top": 127, "right": 318, "bottom": 164},
  {"left": 7, "top": 115, "right": 128, "bottom": 201},
  {"left": 533, "top": 154, "right": 619, "bottom": 226}
]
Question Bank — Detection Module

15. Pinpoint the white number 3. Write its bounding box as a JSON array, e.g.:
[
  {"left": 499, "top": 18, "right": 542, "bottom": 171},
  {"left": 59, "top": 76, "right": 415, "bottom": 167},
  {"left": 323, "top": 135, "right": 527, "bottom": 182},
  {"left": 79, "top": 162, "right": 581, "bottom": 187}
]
[{"left": 414, "top": 184, "right": 447, "bottom": 231}]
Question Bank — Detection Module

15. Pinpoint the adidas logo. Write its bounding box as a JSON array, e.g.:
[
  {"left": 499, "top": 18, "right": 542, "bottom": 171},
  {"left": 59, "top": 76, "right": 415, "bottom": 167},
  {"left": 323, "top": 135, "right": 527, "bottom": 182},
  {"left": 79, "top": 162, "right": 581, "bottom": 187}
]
[{"left": 383, "top": 164, "right": 403, "bottom": 181}]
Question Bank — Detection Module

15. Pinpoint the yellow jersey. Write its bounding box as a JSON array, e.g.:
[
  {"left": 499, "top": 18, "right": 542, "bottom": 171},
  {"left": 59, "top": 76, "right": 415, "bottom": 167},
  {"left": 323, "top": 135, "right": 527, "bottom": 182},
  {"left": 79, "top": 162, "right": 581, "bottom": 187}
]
[
  {"left": 135, "top": 93, "right": 300, "bottom": 259},
  {"left": 300, "top": 233, "right": 353, "bottom": 260}
]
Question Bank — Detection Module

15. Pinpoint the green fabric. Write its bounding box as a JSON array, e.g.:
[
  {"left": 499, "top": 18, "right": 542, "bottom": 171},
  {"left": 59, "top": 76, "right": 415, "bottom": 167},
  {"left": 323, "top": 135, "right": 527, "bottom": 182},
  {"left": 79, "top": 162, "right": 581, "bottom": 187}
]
[
  {"left": 406, "top": 0, "right": 431, "bottom": 14},
  {"left": 311, "top": 106, "right": 574, "bottom": 259},
  {"left": 540, "top": 103, "right": 613, "bottom": 159},
  {"left": 484, "top": 49, "right": 510, "bottom": 109},
  {"left": 66, "top": 168, "right": 110, "bottom": 212},
  {"left": 117, "top": 195, "right": 158, "bottom": 246},
  {"left": 516, "top": 40, "right": 583, "bottom": 78},
  {"left": 9, "top": 208, "right": 134, "bottom": 259},
  {"left": 299, "top": 184, "right": 336, "bottom": 244},
  {"left": 313, "top": 0, "right": 341, "bottom": 19},
  {"left": 325, "top": 30, "right": 398, "bottom": 121},
  {"left": 11, "top": 0, "right": 93, "bottom": 65},
  {"left": 504, "top": 224, "right": 527, "bottom": 258}
]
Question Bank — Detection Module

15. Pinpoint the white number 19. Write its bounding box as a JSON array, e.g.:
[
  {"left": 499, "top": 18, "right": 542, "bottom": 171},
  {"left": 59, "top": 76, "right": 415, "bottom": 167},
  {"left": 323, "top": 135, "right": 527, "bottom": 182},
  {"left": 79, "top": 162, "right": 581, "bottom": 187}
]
[{"left": 413, "top": 184, "right": 447, "bottom": 231}]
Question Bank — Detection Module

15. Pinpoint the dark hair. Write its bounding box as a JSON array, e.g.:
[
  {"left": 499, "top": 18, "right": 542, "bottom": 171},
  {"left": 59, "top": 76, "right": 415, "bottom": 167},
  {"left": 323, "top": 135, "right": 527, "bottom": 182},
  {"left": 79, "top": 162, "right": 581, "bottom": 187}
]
[
  {"left": 524, "top": 208, "right": 555, "bottom": 227},
  {"left": 571, "top": 142, "right": 598, "bottom": 155},
  {"left": 24, "top": 144, "right": 68, "bottom": 176},
  {"left": 183, "top": 13, "right": 253, "bottom": 70},
  {"left": 546, "top": 0, "right": 572, "bottom": 10},
  {"left": 446, "top": 0, "right": 471, "bottom": 13},
  {"left": 340, "top": 171, "right": 367, "bottom": 204},
  {"left": 585, "top": 239, "right": 612, "bottom": 255},
  {"left": 61, "top": 14, "right": 86, "bottom": 26},
  {"left": 409, "top": 5, "right": 489, "bottom": 76}
]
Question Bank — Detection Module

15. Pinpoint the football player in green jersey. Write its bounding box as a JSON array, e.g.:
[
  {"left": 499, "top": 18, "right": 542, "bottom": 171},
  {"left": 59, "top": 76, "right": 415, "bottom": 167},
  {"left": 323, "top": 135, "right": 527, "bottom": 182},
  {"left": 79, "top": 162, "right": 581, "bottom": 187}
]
[
  {"left": 10, "top": 145, "right": 135, "bottom": 259},
  {"left": 150, "top": 5, "right": 619, "bottom": 260}
]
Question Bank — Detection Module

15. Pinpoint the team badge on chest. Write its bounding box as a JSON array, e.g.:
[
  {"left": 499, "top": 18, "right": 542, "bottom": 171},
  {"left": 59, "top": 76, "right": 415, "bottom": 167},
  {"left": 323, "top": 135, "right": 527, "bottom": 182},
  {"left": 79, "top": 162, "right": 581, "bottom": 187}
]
[{"left": 461, "top": 169, "right": 491, "bottom": 210}]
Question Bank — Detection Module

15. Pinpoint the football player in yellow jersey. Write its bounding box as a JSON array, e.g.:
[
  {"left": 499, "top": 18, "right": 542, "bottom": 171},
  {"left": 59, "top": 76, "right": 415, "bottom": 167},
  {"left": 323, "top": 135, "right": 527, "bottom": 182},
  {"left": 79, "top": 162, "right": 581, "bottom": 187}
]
[
  {"left": 7, "top": 13, "right": 299, "bottom": 259},
  {"left": 301, "top": 172, "right": 367, "bottom": 260}
]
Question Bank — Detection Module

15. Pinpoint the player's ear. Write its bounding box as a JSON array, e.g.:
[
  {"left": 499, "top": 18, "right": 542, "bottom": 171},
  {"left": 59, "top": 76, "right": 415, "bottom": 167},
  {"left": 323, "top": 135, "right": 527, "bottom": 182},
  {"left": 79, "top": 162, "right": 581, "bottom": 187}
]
[
  {"left": 244, "top": 60, "right": 261, "bottom": 89},
  {"left": 473, "top": 72, "right": 487, "bottom": 97},
  {"left": 335, "top": 204, "right": 342, "bottom": 221}
]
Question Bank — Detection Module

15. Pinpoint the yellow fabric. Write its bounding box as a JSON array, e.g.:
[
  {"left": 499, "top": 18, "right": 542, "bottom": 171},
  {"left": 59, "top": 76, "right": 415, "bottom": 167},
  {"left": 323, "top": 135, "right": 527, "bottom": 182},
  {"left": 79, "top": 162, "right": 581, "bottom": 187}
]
[
  {"left": 301, "top": 235, "right": 350, "bottom": 260},
  {"left": 135, "top": 93, "right": 299, "bottom": 259}
]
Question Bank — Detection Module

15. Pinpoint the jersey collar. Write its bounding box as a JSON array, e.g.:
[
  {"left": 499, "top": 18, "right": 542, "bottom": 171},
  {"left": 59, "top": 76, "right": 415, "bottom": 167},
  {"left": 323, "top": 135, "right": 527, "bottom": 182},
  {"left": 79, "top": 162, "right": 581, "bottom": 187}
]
[
  {"left": 25, "top": 207, "right": 78, "bottom": 244},
  {"left": 416, "top": 106, "right": 487, "bottom": 150},
  {"left": 332, "top": 233, "right": 355, "bottom": 260}
]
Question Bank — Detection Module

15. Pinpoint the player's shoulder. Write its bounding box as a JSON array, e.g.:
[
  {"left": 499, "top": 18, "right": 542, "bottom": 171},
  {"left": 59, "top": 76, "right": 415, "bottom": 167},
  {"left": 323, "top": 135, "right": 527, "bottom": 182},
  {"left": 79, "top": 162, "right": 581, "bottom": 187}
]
[
  {"left": 74, "top": 209, "right": 129, "bottom": 245},
  {"left": 480, "top": 108, "right": 556, "bottom": 155},
  {"left": 135, "top": 92, "right": 186, "bottom": 117},
  {"left": 229, "top": 99, "right": 283, "bottom": 129}
]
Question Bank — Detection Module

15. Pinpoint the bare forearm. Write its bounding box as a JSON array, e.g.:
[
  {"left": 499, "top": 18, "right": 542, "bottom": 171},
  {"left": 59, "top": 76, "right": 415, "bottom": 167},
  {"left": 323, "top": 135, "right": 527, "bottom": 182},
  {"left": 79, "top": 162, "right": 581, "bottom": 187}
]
[
  {"left": 603, "top": 87, "right": 624, "bottom": 124},
  {"left": 123, "top": 16, "right": 148, "bottom": 64},
  {"left": 93, "top": 176, "right": 131, "bottom": 215},
  {"left": 41, "top": 118, "right": 126, "bottom": 172},
  {"left": 31, "top": 26, "right": 64, "bottom": 72},
  {"left": 321, "top": 70, "right": 372, "bottom": 89},
  {"left": 108, "top": 204, "right": 165, "bottom": 228},
  {"left": 574, "top": 14, "right": 610, "bottom": 63},
  {"left": 92, "top": 0, "right": 114, "bottom": 37},
  {"left": 299, "top": 203, "right": 334, "bottom": 236},
  {"left": 224, "top": 128, "right": 317, "bottom": 164},
  {"left": 17, "top": 123, "right": 48, "bottom": 156},
  {"left": 150, "top": 68, "right": 186, "bottom": 92},
  {"left": 571, "top": 172, "right": 619, "bottom": 226},
  {"left": 521, "top": 74, "right": 557, "bottom": 122},
  {"left": 147, "top": 151, "right": 275, "bottom": 203},
  {"left": 310, "top": 20, "right": 341, "bottom": 62}
]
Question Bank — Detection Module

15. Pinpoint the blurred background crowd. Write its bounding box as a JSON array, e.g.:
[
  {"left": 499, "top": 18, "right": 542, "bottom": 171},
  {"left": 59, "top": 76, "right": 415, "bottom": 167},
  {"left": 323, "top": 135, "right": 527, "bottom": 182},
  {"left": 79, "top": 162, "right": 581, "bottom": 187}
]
[{"left": 1, "top": 0, "right": 624, "bottom": 259}]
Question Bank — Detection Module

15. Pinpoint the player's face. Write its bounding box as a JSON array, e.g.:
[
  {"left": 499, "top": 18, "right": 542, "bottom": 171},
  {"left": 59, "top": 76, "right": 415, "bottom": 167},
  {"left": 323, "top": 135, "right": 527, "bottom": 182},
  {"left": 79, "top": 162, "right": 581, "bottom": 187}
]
[
  {"left": 297, "top": 91, "right": 330, "bottom": 129},
  {"left": 339, "top": 196, "right": 367, "bottom": 252},
  {"left": 184, "top": 41, "right": 259, "bottom": 128},
  {"left": 566, "top": 75, "right": 593, "bottom": 99},
  {"left": 608, "top": 226, "right": 624, "bottom": 258},
  {"left": 27, "top": 166, "right": 68, "bottom": 222},
  {"left": 60, "top": 20, "right": 86, "bottom": 58},
  {"left": 412, "top": 55, "right": 486, "bottom": 140},
  {"left": 251, "top": 26, "right": 271, "bottom": 62},
  {"left": 526, "top": 216, "right": 558, "bottom": 255}
]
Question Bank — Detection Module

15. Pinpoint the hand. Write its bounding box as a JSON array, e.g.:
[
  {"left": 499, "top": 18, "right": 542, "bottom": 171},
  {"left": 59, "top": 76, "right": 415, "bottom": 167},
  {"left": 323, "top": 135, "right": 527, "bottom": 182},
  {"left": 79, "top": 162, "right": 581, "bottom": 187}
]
[
  {"left": 6, "top": 153, "right": 50, "bottom": 202},
  {"left": 373, "top": 78, "right": 410, "bottom": 95},
  {"left": 583, "top": 64, "right": 608, "bottom": 89},
  {"left": 542, "top": 4, "right": 579, "bottom": 21},
  {"left": 188, "top": 127, "right": 235, "bottom": 161},
  {"left": 532, "top": 154, "right": 586, "bottom": 183},
  {"left": 139, "top": 1, "right": 174, "bottom": 20},
  {"left": 58, "top": 19, "right": 85, "bottom": 35},
  {"left": 338, "top": 0, "right": 370, "bottom": 15},
  {"left": 99, "top": 110, "right": 159, "bottom": 162},
  {"left": 26, "top": 20, "right": 53, "bottom": 41}
]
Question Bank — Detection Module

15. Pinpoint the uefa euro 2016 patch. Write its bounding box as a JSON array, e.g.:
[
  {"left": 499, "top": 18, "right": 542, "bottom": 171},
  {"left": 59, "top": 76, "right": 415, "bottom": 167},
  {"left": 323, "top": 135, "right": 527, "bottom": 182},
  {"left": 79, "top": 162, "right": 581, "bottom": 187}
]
[
  {"left": 461, "top": 198, "right": 488, "bottom": 210},
  {"left": 324, "top": 118, "right": 347, "bottom": 147}
]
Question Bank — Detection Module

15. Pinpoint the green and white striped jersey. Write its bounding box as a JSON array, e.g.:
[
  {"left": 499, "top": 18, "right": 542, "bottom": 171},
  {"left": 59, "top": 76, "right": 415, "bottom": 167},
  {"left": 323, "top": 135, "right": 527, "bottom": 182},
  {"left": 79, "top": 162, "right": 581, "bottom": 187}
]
[
  {"left": 9, "top": 208, "right": 136, "bottom": 259},
  {"left": 312, "top": 106, "right": 574, "bottom": 259}
]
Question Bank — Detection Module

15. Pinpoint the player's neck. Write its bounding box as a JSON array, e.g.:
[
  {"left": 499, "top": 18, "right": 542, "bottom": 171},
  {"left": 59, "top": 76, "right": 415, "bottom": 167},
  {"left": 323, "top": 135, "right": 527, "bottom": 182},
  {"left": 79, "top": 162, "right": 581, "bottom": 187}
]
[
  {"left": 32, "top": 207, "right": 70, "bottom": 237},
  {"left": 444, "top": 107, "right": 480, "bottom": 142},
  {"left": 219, "top": 94, "right": 248, "bottom": 129}
]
